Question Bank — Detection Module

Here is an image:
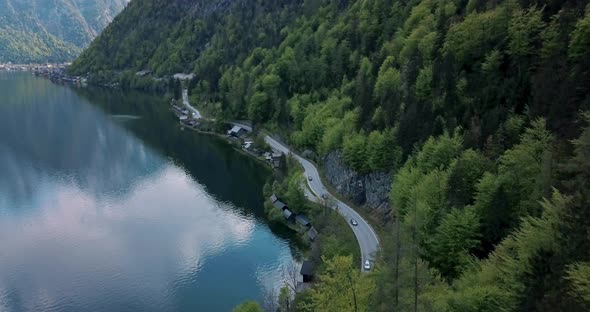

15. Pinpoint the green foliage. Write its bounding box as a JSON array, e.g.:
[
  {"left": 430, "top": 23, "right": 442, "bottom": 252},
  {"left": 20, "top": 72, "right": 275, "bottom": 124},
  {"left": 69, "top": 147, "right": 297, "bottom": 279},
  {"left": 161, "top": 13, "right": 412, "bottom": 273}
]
[
  {"left": 342, "top": 131, "right": 369, "bottom": 173},
  {"left": 507, "top": 6, "right": 545, "bottom": 59},
  {"left": 306, "top": 256, "right": 375, "bottom": 312},
  {"left": 0, "top": 0, "right": 127, "bottom": 63},
  {"left": 566, "top": 262, "right": 590, "bottom": 304},
  {"left": 279, "top": 286, "right": 293, "bottom": 312},
  {"left": 471, "top": 119, "right": 553, "bottom": 249},
  {"left": 426, "top": 207, "right": 480, "bottom": 281},
  {"left": 248, "top": 91, "right": 271, "bottom": 124},
  {"left": 443, "top": 7, "right": 510, "bottom": 66},
  {"left": 447, "top": 149, "right": 492, "bottom": 208},
  {"left": 569, "top": 5, "right": 590, "bottom": 60},
  {"left": 366, "top": 128, "right": 402, "bottom": 172},
  {"left": 233, "top": 301, "right": 263, "bottom": 312},
  {"left": 415, "top": 131, "right": 463, "bottom": 173},
  {"left": 71, "top": 0, "right": 590, "bottom": 310}
]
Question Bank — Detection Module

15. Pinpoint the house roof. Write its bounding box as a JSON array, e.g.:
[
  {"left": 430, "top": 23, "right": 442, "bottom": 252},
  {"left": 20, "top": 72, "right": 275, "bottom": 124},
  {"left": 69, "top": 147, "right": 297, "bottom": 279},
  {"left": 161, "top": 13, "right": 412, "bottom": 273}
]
[
  {"left": 270, "top": 194, "right": 278, "bottom": 203},
  {"left": 136, "top": 70, "right": 152, "bottom": 76},
  {"left": 296, "top": 215, "right": 311, "bottom": 226},
  {"left": 283, "top": 209, "right": 293, "bottom": 219},
  {"left": 273, "top": 200, "right": 287, "bottom": 210},
  {"left": 300, "top": 261, "right": 314, "bottom": 276},
  {"left": 308, "top": 227, "right": 318, "bottom": 240},
  {"left": 173, "top": 73, "right": 195, "bottom": 80},
  {"left": 230, "top": 125, "right": 244, "bottom": 133}
]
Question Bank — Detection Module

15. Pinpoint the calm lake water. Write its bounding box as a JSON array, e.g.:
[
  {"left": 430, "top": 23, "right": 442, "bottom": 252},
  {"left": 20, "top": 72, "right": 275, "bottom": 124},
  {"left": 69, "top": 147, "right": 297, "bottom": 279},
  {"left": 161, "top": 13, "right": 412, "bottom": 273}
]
[{"left": 0, "top": 72, "right": 298, "bottom": 312}]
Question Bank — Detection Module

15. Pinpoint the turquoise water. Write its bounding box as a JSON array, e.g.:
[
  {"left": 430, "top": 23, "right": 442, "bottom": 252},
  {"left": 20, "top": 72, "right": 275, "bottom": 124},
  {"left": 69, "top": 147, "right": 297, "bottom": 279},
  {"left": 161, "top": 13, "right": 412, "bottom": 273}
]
[{"left": 0, "top": 72, "right": 297, "bottom": 312}]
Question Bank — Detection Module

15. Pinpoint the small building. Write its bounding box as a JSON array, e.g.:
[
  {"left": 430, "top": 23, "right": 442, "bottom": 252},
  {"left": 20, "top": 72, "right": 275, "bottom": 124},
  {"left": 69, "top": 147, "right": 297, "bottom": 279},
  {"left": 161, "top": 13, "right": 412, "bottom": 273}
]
[
  {"left": 179, "top": 115, "right": 188, "bottom": 121},
  {"left": 272, "top": 151, "right": 283, "bottom": 159},
  {"left": 283, "top": 209, "right": 295, "bottom": 223},
  {"left": 135, "top": 70, "right": 152, "bottom": 77},
  {"left": 270, "top": 194, "right": 278, "bottom": 204},
  {"left": 243, "top": 142, "right": 252, "bottom": 150},
  {"left": 273, "top": 200, "right": 288, "bottom": 211},
  {"left": 300, "top": 261, "right": 314, "bottom": 283},
  {"left": 227, "top": 125, "right": 247, "bottom": 138},
  {"left": 296, "top": 215, "right": 311, "bottom": 228},
  {"left": 264, "top": 152, "right": 272, "bottom": 161},
  {"left": 308, "top": 227, "right": 318, "bottom": 241},
  {"left": 173, "top": 73, "right": 195, "bottom": 80}
]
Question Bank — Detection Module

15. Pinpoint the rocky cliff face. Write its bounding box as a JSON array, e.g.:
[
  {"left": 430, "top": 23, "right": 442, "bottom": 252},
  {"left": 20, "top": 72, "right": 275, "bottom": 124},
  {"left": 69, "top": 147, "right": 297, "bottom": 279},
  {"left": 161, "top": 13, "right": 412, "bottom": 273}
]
[{"left": 323, "top": 151, "right": 392, "bottom": 215}]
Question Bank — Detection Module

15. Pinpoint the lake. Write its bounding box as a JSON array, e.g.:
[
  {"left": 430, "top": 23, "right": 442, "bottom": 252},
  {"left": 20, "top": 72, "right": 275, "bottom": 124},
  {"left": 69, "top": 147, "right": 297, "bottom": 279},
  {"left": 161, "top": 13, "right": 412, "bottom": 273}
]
[{"left": 0, "top": 72, "right": 298, "bottom": 312}]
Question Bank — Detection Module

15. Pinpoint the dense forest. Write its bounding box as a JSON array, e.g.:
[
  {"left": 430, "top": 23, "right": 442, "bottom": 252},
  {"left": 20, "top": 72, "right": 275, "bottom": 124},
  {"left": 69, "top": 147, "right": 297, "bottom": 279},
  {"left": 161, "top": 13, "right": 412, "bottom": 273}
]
[
  {"left": 71, "top": 0, "right": 590, "bottom": 311},
  {"left": 0, "top": 0, "right": 128, "bottom": 63}
]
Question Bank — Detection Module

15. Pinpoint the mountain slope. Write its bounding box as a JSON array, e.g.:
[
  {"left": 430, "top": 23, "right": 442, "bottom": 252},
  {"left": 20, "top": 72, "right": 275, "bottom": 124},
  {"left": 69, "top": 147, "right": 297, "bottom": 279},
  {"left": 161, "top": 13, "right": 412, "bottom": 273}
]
[
  {"left": 0, "top": 0, "right": 128, "bottom": 63},
  {"left": 71, "top": 0, "right": 590, "bottom": 311}
]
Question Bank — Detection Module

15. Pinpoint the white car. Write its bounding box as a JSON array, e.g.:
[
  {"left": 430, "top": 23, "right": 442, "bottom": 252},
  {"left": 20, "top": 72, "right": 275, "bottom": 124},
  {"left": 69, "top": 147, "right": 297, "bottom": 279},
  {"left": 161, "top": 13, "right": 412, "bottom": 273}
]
[
  {"left": 350, "top": 219, "right": 358, "bottom": 226},
  {"left": 364, "top": 260, "right": 371, "bottom": 271}
]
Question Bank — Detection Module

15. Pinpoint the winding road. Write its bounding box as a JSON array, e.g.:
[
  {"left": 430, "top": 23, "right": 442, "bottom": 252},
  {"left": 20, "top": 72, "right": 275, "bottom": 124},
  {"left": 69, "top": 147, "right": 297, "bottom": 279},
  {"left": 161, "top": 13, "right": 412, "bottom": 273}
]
[
  {"left": 263, "top": 136, "right": 380, "bottom": 271},
  {"left": 182, "top": 93, "right": 380, "bottom": 270},
  {"left": 182, "top": 89, "right": 202, "bottom": 119}
]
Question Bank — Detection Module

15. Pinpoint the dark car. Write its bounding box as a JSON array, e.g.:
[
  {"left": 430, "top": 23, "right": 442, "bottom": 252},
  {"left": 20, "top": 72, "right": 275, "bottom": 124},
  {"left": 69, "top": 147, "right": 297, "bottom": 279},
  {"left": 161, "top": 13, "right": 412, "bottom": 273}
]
[{"left": 350, "top": 219, "right": 358, "bottom": 226}]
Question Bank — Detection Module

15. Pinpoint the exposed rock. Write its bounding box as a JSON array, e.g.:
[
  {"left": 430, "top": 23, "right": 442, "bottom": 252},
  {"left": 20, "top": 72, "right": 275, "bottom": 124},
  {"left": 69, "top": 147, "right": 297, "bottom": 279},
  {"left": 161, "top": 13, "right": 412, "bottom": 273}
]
[{"left": 322, "top": 151, "right": 392, "bottom": 214}]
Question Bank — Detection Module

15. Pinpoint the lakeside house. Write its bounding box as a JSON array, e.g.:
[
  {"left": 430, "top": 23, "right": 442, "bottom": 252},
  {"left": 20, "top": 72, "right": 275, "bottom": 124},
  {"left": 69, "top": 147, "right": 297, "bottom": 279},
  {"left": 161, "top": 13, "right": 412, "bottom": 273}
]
[
  {"left": 270, "top": 194, "right": 316, "bottom": 237},
  {"left": 283, "top": 209, "right": 296, "bottom": 223},
  {"left": 228, "top": 125, "right": 247, "bottom": 138},
  {"left": 296, "top": 215, "right": 311, "bottom": 228},
  {"left": 273, "top": 199, "right": 288, "bottom": 211},
  {"left": 173, "top": 73, "right": 195, "bottom": 80},
  {"left": 300, "top": 261, "right": 314, "bottom": 283},
  {"left": 135, "top": 70, "right": 152, "bottom": 77},
  {"left": 272, "top": 151, "right": 283, "bottom": 159},
  {"left": 307, "top": 226, "right": 318, "bottom": 241},
  {"left": 182, "top": 119, "right": 199, "bottom": 128},
  {"left": 270, "top": 194, "right": 294, "bottom": 222}
]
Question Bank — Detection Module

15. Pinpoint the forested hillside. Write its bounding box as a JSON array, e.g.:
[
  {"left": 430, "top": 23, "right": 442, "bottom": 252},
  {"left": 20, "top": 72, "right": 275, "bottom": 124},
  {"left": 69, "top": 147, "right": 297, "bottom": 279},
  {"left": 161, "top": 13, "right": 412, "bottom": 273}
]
[
  {"left": 0, "top": 0, "right": 128, "bottom": 63},
  {"left": 71, "top": 0, "right": 590, "bottom": 311}
]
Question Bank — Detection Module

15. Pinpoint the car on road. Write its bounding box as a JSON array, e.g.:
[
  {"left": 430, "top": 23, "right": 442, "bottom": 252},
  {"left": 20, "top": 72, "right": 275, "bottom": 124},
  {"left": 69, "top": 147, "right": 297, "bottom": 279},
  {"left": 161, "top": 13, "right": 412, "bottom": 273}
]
[
  {"left": 321, "top": 193, "right": 328, "bottom": 199},
  {"left": 364, "top": 260, "right": 371, "bottom": 271},
  {"left": 350, "top": 219, "right": 358, "bottom": 226},
  {"left": 308, "top": 175, "right": 313, "bottom": 181}
]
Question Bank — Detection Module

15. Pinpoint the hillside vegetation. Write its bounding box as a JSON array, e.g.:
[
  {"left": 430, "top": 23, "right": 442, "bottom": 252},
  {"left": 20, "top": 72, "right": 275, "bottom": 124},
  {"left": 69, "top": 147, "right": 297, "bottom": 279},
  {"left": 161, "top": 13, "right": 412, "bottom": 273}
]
[
  {"left": 0, "top": 0, "right": 128, "bottom": 63},
  {"left": 71, "top": 0, "right": 590, "bottom": 311}
]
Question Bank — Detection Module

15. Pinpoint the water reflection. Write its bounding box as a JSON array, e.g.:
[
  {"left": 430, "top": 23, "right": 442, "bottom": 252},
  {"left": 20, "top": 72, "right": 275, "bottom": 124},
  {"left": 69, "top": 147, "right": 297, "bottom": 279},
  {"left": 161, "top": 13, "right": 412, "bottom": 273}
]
[{"left": 0, "top": 73, "right": 297, "bottom": 312}]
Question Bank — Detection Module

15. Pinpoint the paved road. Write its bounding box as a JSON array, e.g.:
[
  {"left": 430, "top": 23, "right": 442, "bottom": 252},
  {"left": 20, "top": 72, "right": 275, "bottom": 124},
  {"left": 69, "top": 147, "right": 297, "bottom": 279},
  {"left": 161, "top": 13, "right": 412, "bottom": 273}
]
[
  {"left": 264, "top": 136, "right": 380, "bottom": 271},
  {"left": 182, "top": 89, "right": 202, "bottom": 119},
  {"left": 178, "top": 101, "right": 380, "bottom": 270}
]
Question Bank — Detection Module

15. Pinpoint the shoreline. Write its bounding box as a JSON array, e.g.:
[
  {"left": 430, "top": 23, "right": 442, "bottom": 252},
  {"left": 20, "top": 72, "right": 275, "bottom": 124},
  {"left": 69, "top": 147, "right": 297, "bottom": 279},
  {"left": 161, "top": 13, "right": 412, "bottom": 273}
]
[{"left": 168, "top": 93, "right": 379, "bottom": 272}]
